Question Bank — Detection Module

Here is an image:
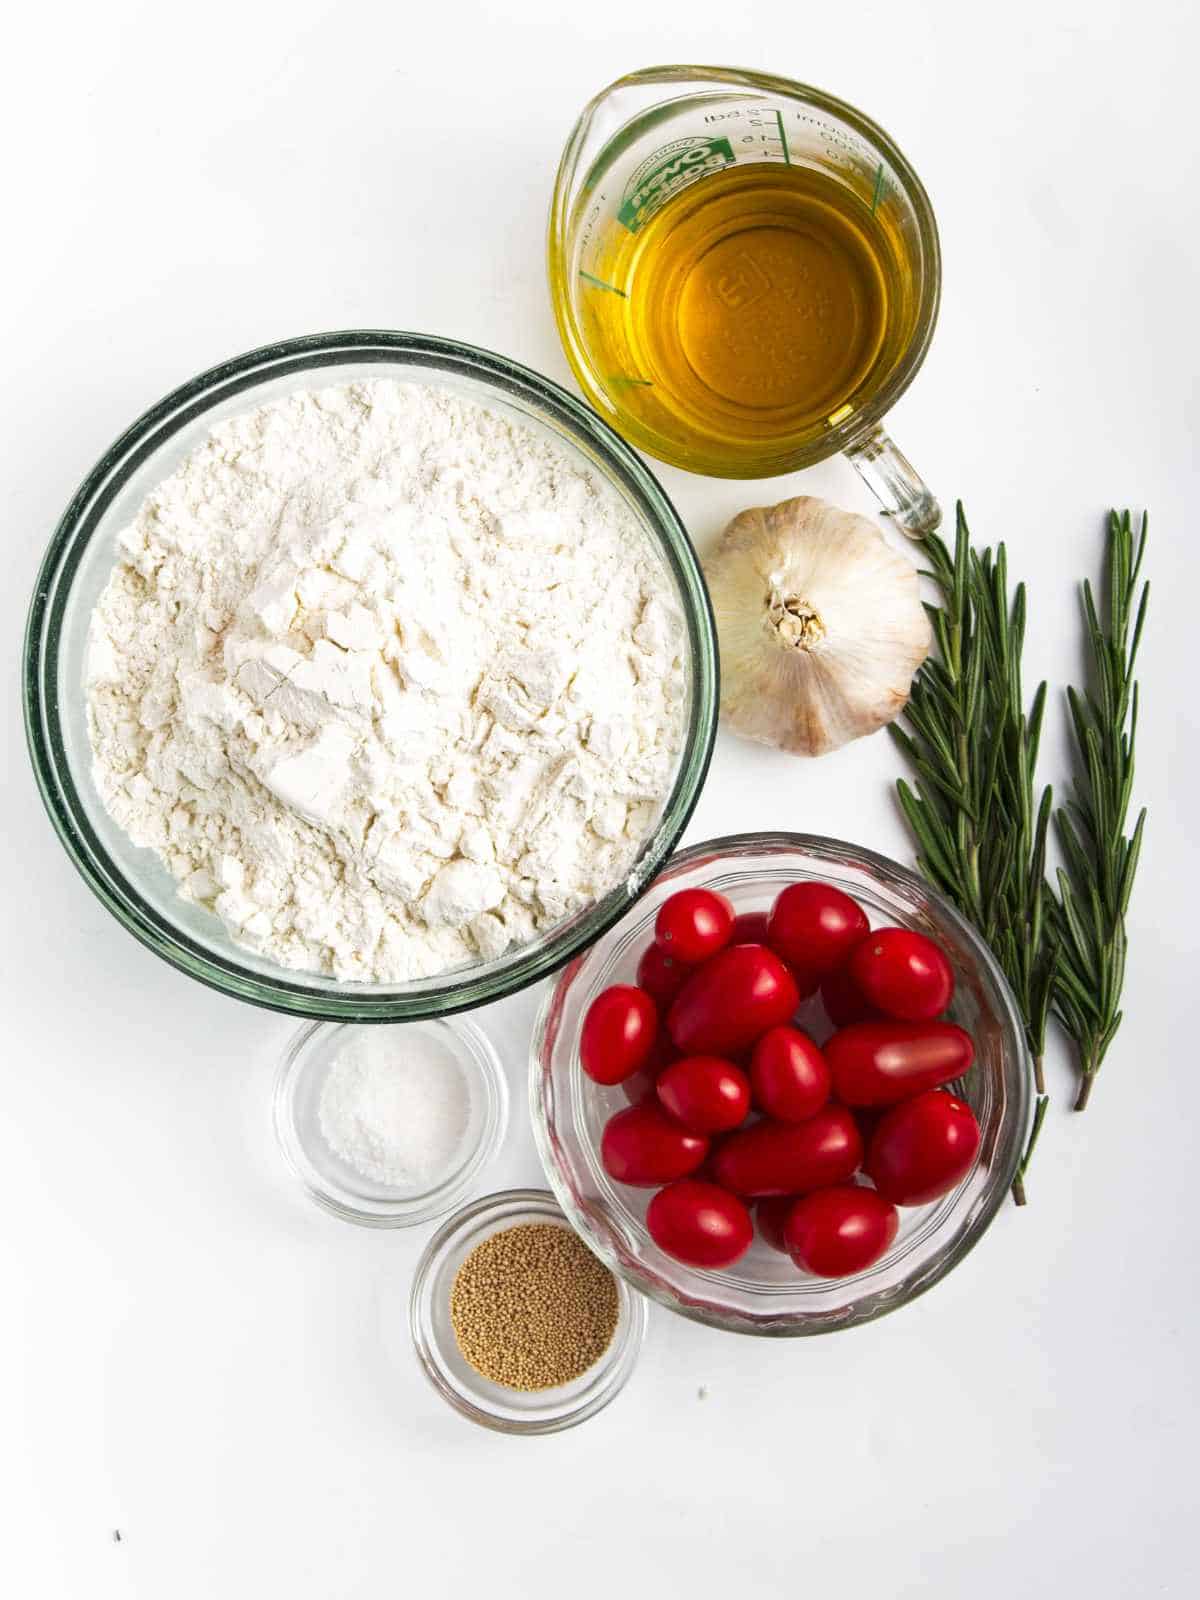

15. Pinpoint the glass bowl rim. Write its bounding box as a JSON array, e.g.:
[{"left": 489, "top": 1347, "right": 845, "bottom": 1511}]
[
  {"left": 273, "top": 1016, "right": 511, "bottom": 1228},
  {"left": 529, "top": 829, "right": 1032, "bottom": 1337},
  {"left": 408, "top": 1185, "right": 649, "bottom": 1434},
  {"left": 23, "top": 328, "right": 718, "bottom": 1021}
]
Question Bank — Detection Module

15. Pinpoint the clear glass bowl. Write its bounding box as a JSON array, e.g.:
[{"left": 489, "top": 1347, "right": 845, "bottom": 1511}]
[
  {"left": 274, "top": 1018, "right": 509, "bottom": 1227},
  {"left": 409, "top": 1188, "right": 647, "bottom": 1433},
  {"left": 23, "top": 330, "right": 717, "bottom": 1020},
  {"left": 530, "top": 833, "right": 1032, "bottom": 1337}
]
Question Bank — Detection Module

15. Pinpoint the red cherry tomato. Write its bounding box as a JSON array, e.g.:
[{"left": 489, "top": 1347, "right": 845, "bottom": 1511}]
[
  {"left": 712, "top": 1107, "right": 862, "bottom": 1197},
  {"left": 619, "top": 1031, "right": 677, "bottom": 1104},
  {"left": 580, "top": 985, "right": 658, "bottom": 1085},
  {"left": 636, "top": 943, "right": 690, "bottom": 1008},
  {"left": 646, "top": 1180, "right": 754, "bottom": 1268},
  {"left": 651, "top": 1030, "right": 681, "bottom": 1067},
  {"left": 750, "top": 1026, "right": 831, "bottom": 1122},
  {"left": 619, "top": 1070, "right": 656, "bottom": 1106},
  {"left": 668, "top": 945, "right": 800, "bottom": 1057},
  {"left": 733, "top": 909, "right": 819, "bottom": 999},
  {"left": 730, "top": 910, "right": 770, "bottom": 945},
  {"left": 852, "top": 1106, "right": 886, "bottom": 1146},
  {"left": 825, "top": 1020, "right": 975, "bottom": 1107},
  {"left": 600, "top": 1104, "right": 709, "bottom": 1187},
  {"left": 783, "top": 1186, "right": 900, "bottom": 1277},
  {"left": 756, "top": 1196, "right": 793, "bottom": 1253},
  {"left": 867, "top": 1091, "right": 981, "bottom": 1205},
  {"left": 656, "top": 1056, "right": 751, "bottom": 1134},
  {"left": 654, "top": 888, "right": 735, "bottom": 965},
  {"left": 819, "top": 965, "right": 882, "bottom": 1027},
  {"left": 766, "top": 883, "right": 869, "bottom": 978},
  {"left": 847, "top": 927, "right": 954, "bottom": 1021}
]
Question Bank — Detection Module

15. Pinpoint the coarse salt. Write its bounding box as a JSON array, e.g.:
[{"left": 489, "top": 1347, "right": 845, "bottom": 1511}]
[{"left": 318, "top": 1031, "right": 471, "bottom": 1189}]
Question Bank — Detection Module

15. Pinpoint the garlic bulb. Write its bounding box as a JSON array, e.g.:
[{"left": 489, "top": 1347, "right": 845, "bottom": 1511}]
[{"left": 703, "top": 496, "right": 931, "bottom": 756}]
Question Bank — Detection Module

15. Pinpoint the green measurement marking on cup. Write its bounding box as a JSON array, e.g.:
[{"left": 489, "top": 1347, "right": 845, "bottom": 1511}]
[
  {"left": 774, "top": 109, "right": 792, "bottom": 164},
  {"left": 579, "top": 271, "right": 627, "bottom": 297},
  {"left": 871, "top": 163, "right": 885, "bottom": 214}
]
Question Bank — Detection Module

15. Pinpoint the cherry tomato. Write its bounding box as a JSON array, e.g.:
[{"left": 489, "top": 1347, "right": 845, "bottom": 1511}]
[
  {"left": 654, "top": 888, "right": 735, "bottom": 965},
  {"left": 730, "top": 910, "right": 770, "bottom": 945},
  {"left": 750, "top": 1026, "right": 831, "bottom": 1122},
  {"left": 620, "top": 1070, "right": 656, "bottom": 1106},
  {"left": 636, "top": 943, "right": 690, "bottom": 1008},
  {"left": 852, "top": 1106, "right": 886, "bottom": 1146},
  {"left": 600, "top": 1103, "right": 709, "bottom": 1187},
  {"left": 688, "top": 1153, "right": 723, "bottom": 1187},
  {"left": 819, "top": 965, "right": 882, "bottom": 1027},
  {"left": 580, "top": 985, "right": 658, "bottom": 1085},
  {"left": 847, "top": 927, "right": 954, "bottom": 1021},
  {"left": 783, "top": 1186, "right": 899, "bottom": 1277},
  {"left": 712, "top": 1106, "right": 862, "bottom": 1197},
  {"left": 767, "top": 883, "right": 869, "bottom": 978},
  {"left": 650, "top": 1030, "right": 681, "bottom": 1068},
  {"left": 755, "top": 1196, "right": 793, "bottom": 1253},
  {"left": 825, "top": 1020, "right": 975, "bottom": 1107},
  {"left": 656, "top": 1056, "right": 751, "bottom": 1133},
  {"left": 619, "top": 1031, "right": 677, "bottom": 1105},
  {"left": 867, "top": 1090, "right": 981, "bottom": 1205},
  {"left": 646, "top": 1180, "right": 754, "bottom": 1268},
  {"left": 668, "top": 945, "right": 800, "bottom": 1057},
  {"left": 731, "top": 911, "right": 818, "bottom": 999}
]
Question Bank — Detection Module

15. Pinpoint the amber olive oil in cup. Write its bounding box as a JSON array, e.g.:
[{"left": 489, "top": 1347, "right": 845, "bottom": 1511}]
[{"left": 550, "top": 67, "right": 942, "bottom": 536}]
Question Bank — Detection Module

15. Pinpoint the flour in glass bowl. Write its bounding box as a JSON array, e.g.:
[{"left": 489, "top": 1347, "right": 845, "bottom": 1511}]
[{"left": 85, "top": 379, "right": 687, "bottom": 982}]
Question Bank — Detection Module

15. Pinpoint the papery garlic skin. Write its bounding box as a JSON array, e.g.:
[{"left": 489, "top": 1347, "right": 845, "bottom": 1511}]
[{"left": 703, "top": 496, "right": 932, "bottom": 757}]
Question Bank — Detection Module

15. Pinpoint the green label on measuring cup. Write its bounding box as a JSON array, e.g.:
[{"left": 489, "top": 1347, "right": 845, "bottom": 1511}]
[{"left": 617, "top": 137, "right": 736, "bottom": 232}]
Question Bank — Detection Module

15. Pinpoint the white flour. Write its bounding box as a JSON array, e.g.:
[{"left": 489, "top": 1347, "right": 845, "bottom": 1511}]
[{"left": 86, "top": 379, "right": 686, "bottom": 981}]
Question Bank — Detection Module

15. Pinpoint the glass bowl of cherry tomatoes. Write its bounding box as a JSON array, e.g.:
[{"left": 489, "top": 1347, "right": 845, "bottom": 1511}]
[{"left": 529, "top": 832, "right": 1032, "bottom": 1336}]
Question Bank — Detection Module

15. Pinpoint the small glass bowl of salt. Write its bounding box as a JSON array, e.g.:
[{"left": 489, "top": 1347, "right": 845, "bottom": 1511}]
[{"left": 274, "top": 1019, "right": 509, "bottom": 1227}]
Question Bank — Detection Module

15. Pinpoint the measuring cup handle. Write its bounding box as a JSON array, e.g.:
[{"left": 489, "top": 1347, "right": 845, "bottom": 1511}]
[{"left": 843, "top": 425, "right": 941, "bottom": 539}]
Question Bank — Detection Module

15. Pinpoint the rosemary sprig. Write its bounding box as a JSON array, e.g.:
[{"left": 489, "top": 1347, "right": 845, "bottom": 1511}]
[
  {"left": 888, "top": 504, "right": 1054, "bottom": 1205},
  {"left": 1051, "top": 511, "right": 1148, "bottom": 1110}
]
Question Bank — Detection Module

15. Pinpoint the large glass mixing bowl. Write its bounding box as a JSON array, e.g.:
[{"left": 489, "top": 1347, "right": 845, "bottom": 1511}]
[{"left": 23, "top": 331, "right": 717, "bottom": 1020}]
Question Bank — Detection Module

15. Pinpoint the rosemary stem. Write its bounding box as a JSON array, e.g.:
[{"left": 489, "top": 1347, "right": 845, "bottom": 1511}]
[
  {"left": 1012, "top": 1092, "right": 1050, "bottom": 1208},
  {"left": 895, "top": 510, "right": 1054, "bottom": 1203},
  {"left": 894, "top": 508, "right": 1146, "bottom": 1195},
  {"left": 1052, "top": 511, "right": 1147, "bottom": 1112}
]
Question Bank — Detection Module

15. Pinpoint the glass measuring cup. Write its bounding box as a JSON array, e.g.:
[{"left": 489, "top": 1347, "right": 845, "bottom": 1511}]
[{"left": 549, "top": 66, "right": 942, "bottom": 536}]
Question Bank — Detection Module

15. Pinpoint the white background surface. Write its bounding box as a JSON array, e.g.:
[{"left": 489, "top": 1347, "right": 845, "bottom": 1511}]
[{"left": 4, "top": 2, "right": 1197, "bottom": 1595}]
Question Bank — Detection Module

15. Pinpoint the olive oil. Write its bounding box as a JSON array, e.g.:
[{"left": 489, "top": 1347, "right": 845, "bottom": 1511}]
[{"left": 575, "top": 162, "right": 913, "bottom": 475}]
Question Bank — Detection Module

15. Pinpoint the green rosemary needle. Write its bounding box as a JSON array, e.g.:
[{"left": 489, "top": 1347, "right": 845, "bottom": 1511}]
[
  {"left": 889, "top": 504, "right": 1054, "bottom": 1205},
  {"left": 1051, "top": 511, "right": 1148, "bottom": 1111}
]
